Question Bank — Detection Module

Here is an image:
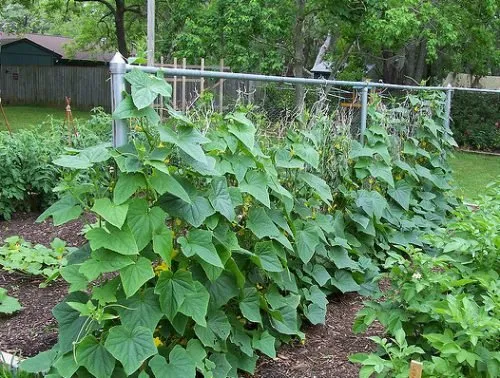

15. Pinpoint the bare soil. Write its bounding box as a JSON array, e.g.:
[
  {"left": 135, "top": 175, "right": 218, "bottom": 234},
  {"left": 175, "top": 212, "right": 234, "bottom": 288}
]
[{"left": 0, "top": 212, "right": 382, "bottom": 377}]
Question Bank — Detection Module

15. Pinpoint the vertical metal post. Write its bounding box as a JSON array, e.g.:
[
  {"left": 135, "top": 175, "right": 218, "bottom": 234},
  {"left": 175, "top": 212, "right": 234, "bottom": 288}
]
[
  {"left": 173, "top": 57, "right": 177, "bottom": 110},
  {"left": 200, "top": 58, "right": 205, "bottom": 94},
  {"left": 182, "top": 58, "right": 186, "bottom": 111},
  {"left": 444, "top": 83, "right": 453, "bottom": 131},
  {"left": 360, "top": 85, "right": 369, "bottom": 143},
  {"left": 219, "top": 58, "right": 224, "bottom": 112},
  {"left": 110, "top": 52, "right": 128, "bottom": 147},
  {"left": 147, "top": 0, "right": 155, "bottom": 66}
]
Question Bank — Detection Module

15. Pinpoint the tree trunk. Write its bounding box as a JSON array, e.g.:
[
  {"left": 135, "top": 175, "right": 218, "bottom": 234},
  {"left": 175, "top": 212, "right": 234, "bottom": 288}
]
[
  {"left": 414, "top": 40, "right": 427, "bottom": 83},
  {"left": 292, "top": 0, "right": 306, "bottom": 111},
  {"left": 114, "top": 0, "right": 128, "bottom": 57}
]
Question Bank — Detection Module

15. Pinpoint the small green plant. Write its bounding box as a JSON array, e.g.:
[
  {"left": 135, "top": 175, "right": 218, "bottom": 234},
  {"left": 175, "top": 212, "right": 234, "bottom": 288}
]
[
  {"left": 0, "top": 110, "right": 111, "bottom": 220},
  {"left": 0, "top": 236, "right": 75, "bottom": 280},
  {"left": 0, "top": 287, "right": 21, "bottom": 315},
  {"left": 350, "top": 180, "right": 500, "bottom": 378}
]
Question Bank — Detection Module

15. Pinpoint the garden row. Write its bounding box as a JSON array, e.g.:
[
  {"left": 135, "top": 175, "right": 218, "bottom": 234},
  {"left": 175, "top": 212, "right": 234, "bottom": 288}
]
[
  {"left": 0, "top": 109, "right": 111, "bottom": 220},
  {"left": 0, "top": 69, "right": 496, "bottom": 378}
]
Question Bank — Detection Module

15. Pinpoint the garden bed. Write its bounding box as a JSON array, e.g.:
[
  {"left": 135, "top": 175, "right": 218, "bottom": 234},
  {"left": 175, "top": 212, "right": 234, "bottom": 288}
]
[{"left": 0, "top": 213, "right": 381, "bottom": 378}]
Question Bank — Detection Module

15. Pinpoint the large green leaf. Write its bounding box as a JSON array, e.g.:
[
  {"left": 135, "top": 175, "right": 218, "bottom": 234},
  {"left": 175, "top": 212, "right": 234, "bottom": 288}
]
[
  {"left": 295, "top": 224, "right": 321, "bottom": 264},
  {"left": 91, "top": 198, "right": 129, "bottom": 229},
  {"left": 247, "top": 207, "right": 292, "bottom": 250},
  {"left": 239, "top": 287, "right": 262, "bottom": 324},
  {"left": 76, "top": 335, "right": 115, "bottom": 378},
  {"left": 60, "top": 264, "right": 90, "bottom": 292},
  {"left": 226, "top": 113, "right": 256, "bottom": 151},
  {"left": 387, "top": 180, "right": 413, "bottom": 210},
  {"left": 178, "top": 281, "right": 210, "bottom": 326},
  {"left": 79, "top": 249, "right": 134, "bottom": 280},
  {"left": 113, "top": 173, "right": 147, "bottom": 205},
  {"left": 178, "top": 229, "right": 223, "bottom": 268},
  {"left": 150, "top": 171, "right": 191, "bottom": 204},
  {"left": 117, "top": 288, "right": 163, "bottom": 331},
  {"left": 104, "top": 325, "right": 157, "bottom": 376},
  {"left": 19, "top": 348, "right": 57, "bottom": 373},
  {"left": 252, "top": 241, "right": 284, "bottom": 272},
  {"left": 149, "top": 346, "right": 196, "bottom": 378},
  {"left": 293, "top": 143, "right": 319, "bottom": 168},
  {"left": 159, "top": 192, "right": 215, "bottom": 228},
  {"left": 154, "top": 270, "right": 194, "bottom": 321},
  {"left": 298, "top": 172, "right": 332, "bottom": 204},
  {"left": 159, "top": 125, "right": 209, "bottom": 163},
  {"left": 331, "top": 270, "right": 361, "bottom": 293},
  {"left": 119, "top": 256, "right": 155, "bottom": 298},
  {"left": 239, "top": 170, "right": 270, "bottom": 208},
  {"left": 125, "top": 69, "right": 172, "bottom": 109},
  {"left": 86, "top": 224, "right": 138, "bottom": 256},
  {"left": 355, "top": 190, "right": 388, "bottom": 220},
  {"left": 127, "top": 199, "right": 166, "bottom": 251},
  {"left": 152, "top": 226, "right": 174, "bottom": 264},
  {"left": 367, "top": 161, "right": 394, "bottom": 188},
  {"left": 209, "top": 177, "right": 236, "bottom": 221},
  {"left": 52, "top": 292, "right": 90, "bottom": 353},
  {"left": 209, "top": 353, "right": 232, "bottom": 378},
  {"left": 252, "top": 331, "right": 276, "bottom": 358},
  {"left": 36, "top": 195, "right": 82, "bottom": 226},
  {"left": 113, "top": 95, "right": 160, "bottom": 125}
]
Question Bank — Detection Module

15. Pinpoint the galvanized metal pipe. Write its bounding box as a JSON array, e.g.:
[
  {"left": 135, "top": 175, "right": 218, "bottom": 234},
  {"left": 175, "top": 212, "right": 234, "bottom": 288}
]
[
  {"left": 444, "top": 84, "right": 453, "bottom": 131},
  {"left": 360, "top": 86, "right": 369, "bottom": 143},
  {"left": 110, "top": 53, "right": 128, "bottom": 147},
  {"left": 124, "top": 64, "right": 500, "bottom": 94}
]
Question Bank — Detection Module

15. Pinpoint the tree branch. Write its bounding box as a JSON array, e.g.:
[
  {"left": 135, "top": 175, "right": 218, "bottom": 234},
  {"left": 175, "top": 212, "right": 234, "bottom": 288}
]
[{"left": 73, "top": 0, "right": 115, "bottom": 15}]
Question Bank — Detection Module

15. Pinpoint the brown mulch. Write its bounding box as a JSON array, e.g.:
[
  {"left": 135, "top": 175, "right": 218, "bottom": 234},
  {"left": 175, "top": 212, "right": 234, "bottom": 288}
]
[
  {"left": 0, "top": 212, "right": 383, "bottom": 376},
  {"left": 254, "top": 293, "right": 383, "bottom": 378}
]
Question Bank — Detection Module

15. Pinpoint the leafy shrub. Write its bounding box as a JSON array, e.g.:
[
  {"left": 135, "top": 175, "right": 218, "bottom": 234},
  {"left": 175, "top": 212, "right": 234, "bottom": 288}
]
[
  {"left": 0, "top": 287, "right": 21, "bottom": 315},
  {"left": 451, "top": 92, "right": 500, "bottom": 151},
  {"left": 20, "top": 70, "right": 458, "bottom": 378},
  {"left": 21, "top": 69, "right": 382, "bottom": 378},
  {"left": 350, "top": 180, "right": 500, "bottom": 377},
  {"left": 0, "top": 236, "right": 75, "bottom": 280},
  {"left": 0, "top": 110, "right": 111, "bottom": 220}
]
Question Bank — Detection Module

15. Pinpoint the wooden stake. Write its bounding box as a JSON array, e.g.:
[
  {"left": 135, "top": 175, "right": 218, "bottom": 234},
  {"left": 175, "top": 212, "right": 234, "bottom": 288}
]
[
  {"left": 182, "top": 58, "right": 187, "bottom": 111},
  {"left": 0, "top": 98, "right": 12, "bottom": 135},
  {"left": 409, "top": 360, "right": 423, "bottom": 378}
]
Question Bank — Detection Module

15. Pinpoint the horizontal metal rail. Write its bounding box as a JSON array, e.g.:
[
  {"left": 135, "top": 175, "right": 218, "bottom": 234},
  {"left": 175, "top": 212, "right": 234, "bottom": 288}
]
[{"left": 125, "top": 64, "right": 500, "bottom": 94}]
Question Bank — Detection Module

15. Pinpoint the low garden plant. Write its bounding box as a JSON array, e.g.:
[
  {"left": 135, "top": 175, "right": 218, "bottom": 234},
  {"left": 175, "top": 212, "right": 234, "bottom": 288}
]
[
  {"left": 0, "top": 236, "right": 75, "bottom": 282},
  {"left": 350, "top": 180, "right": 500, "bottom": 377},
  {"left": 17, "top": 69, "right": 459, "bottom": 378},
  {"left": 0, "top": 109, "right": 111, "bottom": 220},
  {"left": 0, "top": 287, "right": 21, "bottom": 315}
]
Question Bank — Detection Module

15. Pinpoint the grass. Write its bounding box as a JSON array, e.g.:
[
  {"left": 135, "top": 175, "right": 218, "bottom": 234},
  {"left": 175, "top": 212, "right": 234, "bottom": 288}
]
[
  {"left": 449, "top": 151, "right": 500, "bottom": 200},
  {"left": 0, "top": 105, "right": 92, "bottom": 132}
]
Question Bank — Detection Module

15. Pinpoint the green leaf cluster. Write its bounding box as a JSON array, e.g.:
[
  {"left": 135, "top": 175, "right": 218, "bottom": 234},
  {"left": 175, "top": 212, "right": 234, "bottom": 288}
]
[{"left": 350, "top": 181, "right": 500, "bottom": 377}]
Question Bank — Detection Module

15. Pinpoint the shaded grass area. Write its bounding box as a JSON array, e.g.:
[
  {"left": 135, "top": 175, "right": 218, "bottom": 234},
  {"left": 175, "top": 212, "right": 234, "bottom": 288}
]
[
  {"left": 450, "top": 151, "right": 500, "bottom": 200},
  {"left": 0, "top": 105, "right": 91, "bottom": 132}
]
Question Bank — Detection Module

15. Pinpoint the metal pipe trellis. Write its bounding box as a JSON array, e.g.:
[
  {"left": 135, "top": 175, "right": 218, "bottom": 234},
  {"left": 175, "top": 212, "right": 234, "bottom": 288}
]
[{"left": 109, "top": 52, "right": 500, "bottom": 147}]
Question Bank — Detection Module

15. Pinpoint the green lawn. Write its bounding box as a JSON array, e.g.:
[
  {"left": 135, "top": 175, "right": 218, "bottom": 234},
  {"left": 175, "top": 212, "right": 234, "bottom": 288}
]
[
  {"left": 0, "top": 105, "right": 92, "bottom": 132},
  {"left": 449, "top": 151, "right": 500, "bottom": 200}
]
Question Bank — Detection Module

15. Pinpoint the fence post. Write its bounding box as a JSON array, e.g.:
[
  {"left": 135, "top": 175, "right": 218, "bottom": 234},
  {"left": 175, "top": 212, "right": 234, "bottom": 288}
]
[
  {"left": 219, "top": 59, "right": 224, "bottom": 112},
  {"left": 173, "top": 57, "right": 178, "bottom": 110},
  {"left": 200, "top": 58, "right": 205, "bottom": 94},
  {"left": 110, "top": 52, "right": 128, "bottom": 147},
  {"left": 182, "top": 58, "right": 187, "bottom": 111},
  {"left": 360, "top": 85, "right": 369, "bottom": 143},
  {"left": 444, "top": 83, "right": 453, "bottom": 131}
]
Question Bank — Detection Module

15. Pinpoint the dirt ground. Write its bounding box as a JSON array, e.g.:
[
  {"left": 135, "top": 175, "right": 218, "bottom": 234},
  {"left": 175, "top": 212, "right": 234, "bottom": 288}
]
[{"left": 0, "top": 212, "right": 382, "bottom": 377}]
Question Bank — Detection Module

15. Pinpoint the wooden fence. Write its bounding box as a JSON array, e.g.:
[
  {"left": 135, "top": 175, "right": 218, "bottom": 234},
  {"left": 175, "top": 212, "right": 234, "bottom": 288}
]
[
  {"left": 0, "top": 59, "right": 255, "bottom": 113},
  {"left": 0, "top": 65, "right": 111, "bottom": 110}
]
